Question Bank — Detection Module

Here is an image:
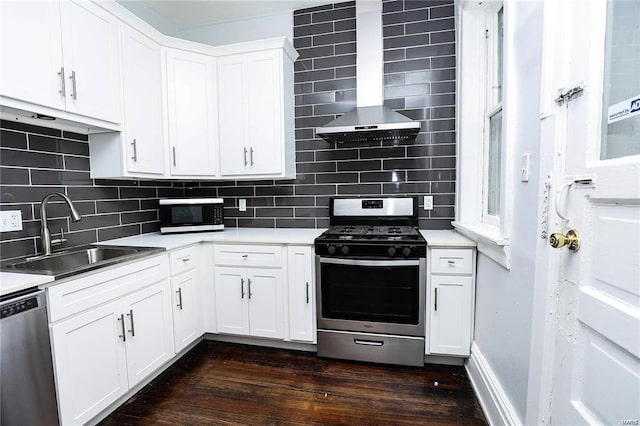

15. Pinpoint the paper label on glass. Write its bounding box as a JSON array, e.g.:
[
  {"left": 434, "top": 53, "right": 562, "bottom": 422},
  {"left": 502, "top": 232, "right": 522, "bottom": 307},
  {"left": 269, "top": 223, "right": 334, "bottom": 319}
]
[{"left": 607, "top": 95, "right": 640, "bottom": 124}]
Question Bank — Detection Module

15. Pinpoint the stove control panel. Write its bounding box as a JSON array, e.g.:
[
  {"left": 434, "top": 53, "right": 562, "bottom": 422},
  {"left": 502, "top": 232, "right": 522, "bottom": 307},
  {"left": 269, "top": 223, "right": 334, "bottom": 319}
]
[{"left": 316, "top": 243, "right": 425, "bottom": 258}]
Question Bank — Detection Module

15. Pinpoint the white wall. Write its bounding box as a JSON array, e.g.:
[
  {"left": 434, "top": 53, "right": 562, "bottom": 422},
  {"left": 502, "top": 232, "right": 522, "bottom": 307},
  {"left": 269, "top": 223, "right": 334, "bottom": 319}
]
[
  {"left": 470, "top": 0, "right": 544, "bottom": 421},
  {"left": 116, "top": 1, "right": 180, "bottom": 37},
  {"left": 177, "top": 12, "right": 294, "bottom": 46}
]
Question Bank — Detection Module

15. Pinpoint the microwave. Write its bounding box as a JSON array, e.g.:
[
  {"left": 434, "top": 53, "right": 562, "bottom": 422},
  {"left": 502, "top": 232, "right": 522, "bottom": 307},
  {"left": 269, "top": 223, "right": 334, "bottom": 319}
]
[{"left": 159, "top": 198, "right": 224, "bottom": 234}]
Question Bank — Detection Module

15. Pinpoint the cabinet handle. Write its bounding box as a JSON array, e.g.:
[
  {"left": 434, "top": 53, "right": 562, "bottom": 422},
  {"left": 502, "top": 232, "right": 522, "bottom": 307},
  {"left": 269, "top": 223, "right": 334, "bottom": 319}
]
[
  {"left": 306, "top": 282, "right": 309, "bottom": 304},
  {"left": 243, "top": 147, "right": 248, "bottom": 166},
  {"left": 240, "top": 278, "right": 245, "bottom": 299},
  {"left": 57, "top": 67, "right": 65, "bottom": 97},
  {"left": 250, "top": 147, "right": 254, "bottom": 166},
  {"left": 69, "top": 71, "right": 77, "bottom": 99},
  {"left": 176, "top": 288, "right": 183, "bottom": 310},
  {"left": 181, "top": 256, "right": 190, "bottom": 263},
  {"left": 248, "top": 278, "right": 252, "bottom": 299},
  {"left": 172, "top": 147, "right": 177, "bottom": 167},
  {"left": 447, "top": 260, "right": 456, "bottom": 265},
  {"left": 242, "top": 254, "right": 248, "bottom": 259},
  {"left": 118, "top": 314, "right": 126, "bottom": 342},
  {"left": 127, "top": 309, "right": 135, "bottom": 336},
  {"left": 131, "top": 139, "right": 138, "bottom": 162},
  {"left": 434, "top": 288, "right": 438, "bottom": 311}
]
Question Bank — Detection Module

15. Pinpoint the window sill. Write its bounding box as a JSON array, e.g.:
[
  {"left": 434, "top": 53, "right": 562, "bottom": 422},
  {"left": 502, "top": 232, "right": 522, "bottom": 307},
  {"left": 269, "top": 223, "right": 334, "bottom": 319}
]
[{"left": 452, "top": 221, "right": 511, "bottom": 269}]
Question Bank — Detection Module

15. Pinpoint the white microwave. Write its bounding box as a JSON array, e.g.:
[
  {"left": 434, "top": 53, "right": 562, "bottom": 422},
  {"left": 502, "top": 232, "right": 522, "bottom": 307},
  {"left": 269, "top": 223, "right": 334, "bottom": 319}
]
[{"left": 159, "top": 198, "right": 224, "bottom": 234}]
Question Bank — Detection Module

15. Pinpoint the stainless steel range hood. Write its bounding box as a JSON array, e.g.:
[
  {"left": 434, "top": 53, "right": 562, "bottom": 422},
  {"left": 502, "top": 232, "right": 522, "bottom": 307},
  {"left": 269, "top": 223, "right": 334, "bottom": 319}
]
[{"left": 315, "top": 0, "right": 420, "bottom": 144}]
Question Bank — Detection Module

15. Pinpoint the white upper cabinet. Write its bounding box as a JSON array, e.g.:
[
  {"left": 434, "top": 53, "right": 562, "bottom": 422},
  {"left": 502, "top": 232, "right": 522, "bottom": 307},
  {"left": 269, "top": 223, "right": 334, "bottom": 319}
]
[
  {"left": 218, "top": 48, "right": 296, "bottom": 179},
  {"left": 0, "top": 0, "right": 121, "bottom": 124},
  {"left": 165, "top": 48, "right": 218, "bottom": 177},
  {"left": 89, "top": 24, "right": 165, "bottom": 178}
]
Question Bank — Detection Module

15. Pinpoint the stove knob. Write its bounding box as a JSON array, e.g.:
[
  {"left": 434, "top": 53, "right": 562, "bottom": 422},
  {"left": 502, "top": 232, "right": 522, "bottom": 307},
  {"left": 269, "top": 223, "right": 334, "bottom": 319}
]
[
  {"left": 327, "top": 245, "right": 336, "bottom": 255},
  {"left": 402, "top": 246, "right": 411, "bottom": 257},
  {"left": 341, "top": 245, "right": 350, "bottom": 255},
  {"left": 387, "top": 246, "right": 396, "bottom": 257}
]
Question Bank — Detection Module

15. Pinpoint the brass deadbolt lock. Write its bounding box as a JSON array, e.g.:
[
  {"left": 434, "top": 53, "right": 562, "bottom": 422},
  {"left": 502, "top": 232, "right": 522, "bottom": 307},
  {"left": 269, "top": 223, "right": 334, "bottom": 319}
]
[{"left": 549, "top": 229, "right": 580, "bottom": 251}]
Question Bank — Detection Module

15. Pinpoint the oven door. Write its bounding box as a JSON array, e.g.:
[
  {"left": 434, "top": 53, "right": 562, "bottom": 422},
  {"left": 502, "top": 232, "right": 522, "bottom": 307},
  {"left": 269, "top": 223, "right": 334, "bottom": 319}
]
[{"left": 316, "top": 256, "right": 425, "bottom": 337}]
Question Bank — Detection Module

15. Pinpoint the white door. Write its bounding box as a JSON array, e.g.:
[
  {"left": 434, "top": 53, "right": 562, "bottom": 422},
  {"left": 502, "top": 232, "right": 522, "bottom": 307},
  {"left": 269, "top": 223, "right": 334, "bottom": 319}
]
[
  {"left": 214, "top": 268, "right": 250, "bottom": 335},
  {"left": 429, "top": 275, "right": 472, "bottom": 356},
  {"left": 287, "top": 246, "right": 315, "bottom": 342},
  {"left": 538, "top": 0, "right": 640, "bottom": 424},
  {"left": 0, "top": 0, "right": 65, "bottom": 110},
  {"left": 121, "top": 25, "right": 165, "bottom": 176},
  {"left": 246, "top": 50, "right": 283, "bottom": 175},
  {"left": 49, "top": 300, "right": 128, "bottom": 425},
  {"left": 218, "top": 54, "right": 249, "bottom": 176},
  {"left": 171, "top": 270, "right": 202, "bottom": 352},
  {"left": 248, "top": 269, "right": 284, "bottom": 339},
  {"left": 123, "top": 282, "right": 173, "bottom": 388},
  {"left": 59, "top": 0, "right": 121, "bottom": 123}
]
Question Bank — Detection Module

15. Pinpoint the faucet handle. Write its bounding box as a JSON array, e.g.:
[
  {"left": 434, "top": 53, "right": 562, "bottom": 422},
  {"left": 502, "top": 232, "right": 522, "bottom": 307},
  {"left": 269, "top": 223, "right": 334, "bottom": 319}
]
[{"left": 51, "top": 227, "right": 67, "bottom": 247}]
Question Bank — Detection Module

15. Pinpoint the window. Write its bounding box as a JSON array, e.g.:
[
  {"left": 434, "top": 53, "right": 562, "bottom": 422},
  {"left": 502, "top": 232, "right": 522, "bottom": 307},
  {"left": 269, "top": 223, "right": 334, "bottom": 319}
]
[{"left": 455, "top": 1, "right": 511, "bottom": 268}]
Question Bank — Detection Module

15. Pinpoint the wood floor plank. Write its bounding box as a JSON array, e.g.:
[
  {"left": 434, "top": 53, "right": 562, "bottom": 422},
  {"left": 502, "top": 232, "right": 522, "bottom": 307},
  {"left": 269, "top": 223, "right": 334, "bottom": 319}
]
[{"left": 100, "top": 341, "right": 486, "bottom": 425}]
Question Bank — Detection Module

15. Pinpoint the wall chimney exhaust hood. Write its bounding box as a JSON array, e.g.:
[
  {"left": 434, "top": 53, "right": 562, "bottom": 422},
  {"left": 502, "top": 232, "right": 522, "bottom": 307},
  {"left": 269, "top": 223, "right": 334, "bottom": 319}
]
[{"left": 315, "top": 0, "right": 420, "bottom": 144}]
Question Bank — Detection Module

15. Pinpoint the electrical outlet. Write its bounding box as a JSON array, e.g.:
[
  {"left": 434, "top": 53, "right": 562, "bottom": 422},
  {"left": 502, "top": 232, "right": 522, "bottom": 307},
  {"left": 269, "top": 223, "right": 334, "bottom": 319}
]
[
  {"left": 238, "top": 199, "right": 247, "bottom": 212},
  {"left": 423, "top": 196, "right": 433, "bottom": 210},
  {"left": 1, "top": 210, "right": 23, "bottom": 232}
]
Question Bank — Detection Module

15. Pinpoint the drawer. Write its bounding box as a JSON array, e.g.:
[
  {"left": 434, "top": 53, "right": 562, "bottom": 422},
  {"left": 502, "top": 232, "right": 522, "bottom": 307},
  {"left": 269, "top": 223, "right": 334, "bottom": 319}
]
[
  {"left": 169, "top": 245, "right": 199, "bottom": 276},
  {"left": 213, "top": 244, "right": 282, "bottom": 268},
  {"left": 430, "top": 248, "right": 473, "bottom": 275},
  {"left": 47, "top": 254, "right": 168, "bottom": 322}
]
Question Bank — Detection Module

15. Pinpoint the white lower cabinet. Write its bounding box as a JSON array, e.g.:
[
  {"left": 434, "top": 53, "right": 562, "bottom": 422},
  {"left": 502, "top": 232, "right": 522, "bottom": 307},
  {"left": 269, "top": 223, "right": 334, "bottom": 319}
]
[
  {"left": 214, "top": 267, "right": 284, "bottom": 339},
  {"left": 427, "top": 247, "right": 476, "bottom": 357},
  {"left": 171, "top": 270, "right": 201, "bottom": 352},
  {"left": 48, "top": 255, "right": 173, "bottom": 425},
  {"left": 287, "top": 246, "right": 315, "bottom": 343}
]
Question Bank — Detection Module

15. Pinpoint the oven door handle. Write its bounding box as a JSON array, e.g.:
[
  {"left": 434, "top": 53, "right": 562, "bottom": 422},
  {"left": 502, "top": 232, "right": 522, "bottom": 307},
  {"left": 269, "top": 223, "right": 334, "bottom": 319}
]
[
  {"left": 319, "top": 257, "right": 420, "bottom": 267},
  {"left": 354, "top": 339, "right": 384, "bottom": 346}
]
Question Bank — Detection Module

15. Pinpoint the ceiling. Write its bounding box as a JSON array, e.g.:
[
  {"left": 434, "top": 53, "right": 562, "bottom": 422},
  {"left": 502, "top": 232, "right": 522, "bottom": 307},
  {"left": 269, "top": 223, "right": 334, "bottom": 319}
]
[{"left": 122, "top": 0, "right": 332, "bottom": 29}]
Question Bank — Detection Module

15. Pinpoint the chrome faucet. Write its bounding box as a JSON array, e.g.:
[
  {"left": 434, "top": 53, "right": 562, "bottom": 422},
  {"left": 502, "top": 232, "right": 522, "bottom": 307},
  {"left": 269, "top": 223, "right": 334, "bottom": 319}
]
[{"left": 40, "top": 192, "right": 82, "bottom": 255}]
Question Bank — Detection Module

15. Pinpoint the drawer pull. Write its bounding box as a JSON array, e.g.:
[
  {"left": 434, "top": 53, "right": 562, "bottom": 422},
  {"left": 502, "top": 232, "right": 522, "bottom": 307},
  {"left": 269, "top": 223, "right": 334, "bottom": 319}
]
[
  {"left": 306, "top": 282, "right": 309, "bottom": 304},
  {"left": 127, "top": 309, "right": 135, "bottom": 336},
  {"left": 354, "top": 339, "right": 384, "bottom": 347},
  {"left": 181, "top": 256, "right": 190, "bottom": 263},
  {"left": 248, "top": 278, "right": 252, "bottom": 299},
  {"left": 447, "top": 260, "right": 456, "bottom": 265},
  {"left": 240, "top": 278, "right": 245, "bottom": 299},
  {"left": 118, "top": 314, "right": 126, "bottom": 342},
  {"left": 242, "top": 254, "right": 249, "bottom": 259},
  {"left": 434, "top": 288, "right": 438, "bottom": 311}
]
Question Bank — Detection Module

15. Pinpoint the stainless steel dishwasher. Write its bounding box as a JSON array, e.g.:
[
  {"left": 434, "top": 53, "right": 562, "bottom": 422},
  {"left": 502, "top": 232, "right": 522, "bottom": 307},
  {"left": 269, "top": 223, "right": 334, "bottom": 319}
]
[{"left": 1, "top": 288, "right": 59, "bottom": 425}]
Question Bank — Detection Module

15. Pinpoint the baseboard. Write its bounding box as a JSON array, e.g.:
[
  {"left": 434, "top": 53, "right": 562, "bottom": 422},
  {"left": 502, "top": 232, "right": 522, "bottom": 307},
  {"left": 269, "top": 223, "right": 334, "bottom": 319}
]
[{"left": 465, "top": 342, "right": 521, "bottom": 426}]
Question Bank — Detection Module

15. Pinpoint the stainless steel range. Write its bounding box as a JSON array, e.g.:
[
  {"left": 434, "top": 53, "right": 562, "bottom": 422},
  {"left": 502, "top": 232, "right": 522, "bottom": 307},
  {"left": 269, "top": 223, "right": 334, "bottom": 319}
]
[{"left": 314, "top": 196, "right": 426, "bottom": 367}]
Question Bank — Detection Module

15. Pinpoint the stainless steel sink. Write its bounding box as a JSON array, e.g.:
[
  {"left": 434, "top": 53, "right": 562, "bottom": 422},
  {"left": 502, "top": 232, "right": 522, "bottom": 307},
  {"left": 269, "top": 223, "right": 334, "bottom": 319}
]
[{"left": 2, "top": 245, "right": 165, "bottom": 279}]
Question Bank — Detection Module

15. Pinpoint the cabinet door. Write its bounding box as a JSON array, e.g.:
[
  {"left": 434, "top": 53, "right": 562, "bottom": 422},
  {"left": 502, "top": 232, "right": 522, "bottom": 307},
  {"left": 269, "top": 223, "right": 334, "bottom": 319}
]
[
  {"left": 171, "top": 270, "right": 202, "bottom": 353},
  {"left": 217, "top": 54, "right": 249, "bottom": 176},
  {"left": 248, "top": 269, "right": 284, "bottom": 339},
  {"left": 121, "top": 25, "right": 165, "bottom": 176},
  {"left": 0, "top": 0, "right": 65, "bottom": 110},
  {"left": 122, "top": 282, "right": 174, "bottom": 388},
  {"left": 429, "top": 275, "right": 473, "bottom": 356},
  {"left": 50, "top": 300, "right": 128, "bottom": 426},
  {"left": 214, "top": 267, "right": 249, "bottom": 335},
  {"left": 59, "top": 0, "right": 121, "bottom": 123},
  {"left": 287, "top": 246, "right": 315, "bottom": 342},
  {"left": 166, "top": 49, "right": 218, "bottom": 176},
  {"left": 246, "top": 50, "right": 283, "bottom": 175}
]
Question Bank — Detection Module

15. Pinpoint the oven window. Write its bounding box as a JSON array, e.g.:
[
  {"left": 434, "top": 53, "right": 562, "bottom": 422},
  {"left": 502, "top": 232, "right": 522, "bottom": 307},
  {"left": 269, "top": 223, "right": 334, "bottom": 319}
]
[
  {"left": 171, "top": 206, "right": 203, "bottom": 225},
  {"left": 320, "top": 262, "right": 419, "bottom": 324}
]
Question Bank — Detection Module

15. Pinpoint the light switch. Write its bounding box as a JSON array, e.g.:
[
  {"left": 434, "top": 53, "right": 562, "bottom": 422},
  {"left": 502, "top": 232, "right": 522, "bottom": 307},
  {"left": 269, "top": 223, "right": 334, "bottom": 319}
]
[
  {"left": 239, "top": 199, "right": 247, "bottom": 212},
  {"left": 520, "top": 153, "right": 530, "bottom": 182}
]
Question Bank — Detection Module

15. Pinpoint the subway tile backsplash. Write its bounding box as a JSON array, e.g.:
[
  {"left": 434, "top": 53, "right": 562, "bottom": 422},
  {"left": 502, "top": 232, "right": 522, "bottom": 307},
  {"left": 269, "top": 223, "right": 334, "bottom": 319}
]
[{"left": 0, "top": 0, "right": 455, "bottom": 260}]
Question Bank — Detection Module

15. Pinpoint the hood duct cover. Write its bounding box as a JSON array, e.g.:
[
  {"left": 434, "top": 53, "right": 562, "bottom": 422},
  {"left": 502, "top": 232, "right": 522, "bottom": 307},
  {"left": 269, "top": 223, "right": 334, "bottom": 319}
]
[{"left": 314, "top": 0, "right": 421, "bottom": 144}]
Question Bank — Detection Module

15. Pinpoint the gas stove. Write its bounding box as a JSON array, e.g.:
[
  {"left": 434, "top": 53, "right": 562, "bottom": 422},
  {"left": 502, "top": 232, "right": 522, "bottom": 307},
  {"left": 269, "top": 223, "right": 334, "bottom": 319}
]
[{"left": 314, "top": 197, "right": 426, "bottom": 258}]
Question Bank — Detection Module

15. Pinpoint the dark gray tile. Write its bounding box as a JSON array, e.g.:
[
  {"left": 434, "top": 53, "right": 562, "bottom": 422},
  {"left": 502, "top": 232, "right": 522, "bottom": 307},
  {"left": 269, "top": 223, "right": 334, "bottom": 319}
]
[
  {"left": 334, "top": 42, "right": 356, "bottom": 54},
  {"left": 225, "top": 207, "right": 255, "bottom": 218},
  {"left": 158, "top": 187, "right": 186, "bottom": 198},
  {"left": 426, "top": 119, "right": 455, "bottom": 132},
  {"left": 360, "top": 171, "right": 407, "bottom": 183},
  {"left": 430, "top": 30, "right": 455, "bottom": 44},
  {"left": 0, "top": 120, "right": 61, "bottom": 137},
  {"left": 64, "top": 229, "right": 98, "bottom": 248},
  {"left": 397, "top": 108, "right": 427, "bottom": 120},
  {"left": 384, "top": 59, "right": 430, "bottom": 74},
  {"left": 295, "top": 3, "right": 333, "bottom": 14},
  {"left": 238, "top": 218, "right": 275, "bottom": 228},
  {"left": 1, "top": 167, "right": 29, "bottom": 185},
  {"left": 335, "top": 90, "right": 357, "bottom": 102},
  {"left": 119, "top": 187, "right": 157, "bottom": 199},
  {"left": 431, "top": 56, "right": 456, "bottom": 69},
  {"left": 296, "top": 105, "right": 314, "bottom": 117},
  {"left": 296, "top": 45, "right": 335, "bottom": 60},
  {"left": 315, "top": 149, "right": 358, "bottom": 161},
  {"left": 294, "top": 36, "right": 312, "bottom": 49},
  {"left": 218, "top": 186, "right": 255, "bottom": 197},
  {"left": 383, "top": 98, "right": 406, "bottom": 109},
  {"left": 66, "top": 186, "right": 118, "bottom": 201},
  {"left": 404, "top": 0, "right": 433, "bottom": 10},
  {"left": 275, "top": 196, "right": 316, "bottom": 207},
  {"left": 256, "top": 208, "right": 293, "bottom": 217},
  {"left": 1, "top": 185, "right": 64, "bottom": 203},
  {"left": 97, "top": 199, "right": 140, "bottom": 213},
  {"left": 295, "top": 207, "right": 329, "bottom": 217},
  {"left": 383, "top": 9, "right": 428, "bottom": 25},
  {"left": 383, "top": 1, "right": 404, "bottom": 13},
  {"left": 1, "top": 130, "right": 27, "bottom": 149},
  {"left": 315, "top": 172, "right": 358, "bottom": 183},
  {"left": 313, "top": 77, "right": 357, "bottom": 92},
  {"left": 430, "top": 106, "right": 456, "bottom": 119},
  {"left": 430, "top": 4, "right": 455, "bottom": 19},
  {"left": 360, "top": 146, "right": 406, "bottom": 159},
  {"left": 407, "top": 169, "right": 456, "bottom": 181},
  {"left": 312, "top": 7, "right": 355, "bottom": 23},
  {"left": 383, "top": 158, "right": 431, "bottom": 170},
  {"left": 406, "top": 17, "right": 454, "bottom": 33},
  {"left": 255, "top": 185, "right": 294, "bottom": 196},
  {"left": 64, "top": 156, "right": 90, "bottom": 171},
  {"left": 384, "top": 24, "right": 405, "bottom": 37},
  {"left": 0, "top": 239, "right": 36, "bottom": 260},
  {"left": 30, "top": 170, "right": 92, "bottom": 186},
  {"left": 335, "top": 66, "right": 356, "bottom": 78},
  {"left": 70, "top": 213, "right": 120, "bottom": 231},
  {"left": 294, "top": 13, "right": 311, "bottom": 26},
  {"left": 98, "top": 224, "right": 140, "bottom": 241},
  {"left": 431, "top": 132, "right": 456, "bottom": 144},
  {"left": 296, "top": 92, "right": 335, "bottom": 106},
  {"left": 406, "top": 69, "right": 455, "bottom": 84},
  {"left": 295, "top": 82, "right": 313, "bottom": 95},
  {"left": 385, "top": 83, "right": 429, "bottom": 98},
  {"left": 431, "top": 81, "right": 456, "bottom": 94},
  {"left": 406, "top": 43, "right": 455, "bottom": 59},
  {"left": 33, "top": 200, "right": 95, "bottom": 219},
  {"left": 337, "top": 184, "right": 381, "bottom": 195},
  {"left": 296, "top": 115, "right": 337, "bottom": 129},
  {"left": 294, "top": 21, "right": 334, "bottom": 37},
  {"left": 296, "top": 151, "right": 315, "bottom": 162},
  {"left": 313, "top": 30, "right": 356, "bottom": 47},
  {"left": 142, "top": 222, "right": 160, "bottom": 234},
  {"left": 314, "top": 101, "right": 356, "bottom": 115},
  {"left": 386, "top": 34, "right": 430, "bottom": 49},
  {"left": 384, "top": 48, "right": 407, "bottom": 62},
  {"left": 295, "top": 184, "right": 336, "bottom": 195},
  {"left": 431, "top": 181, "right": 455, "bottom": 193},
  {"left": 431, "top": 156, "right": 456, "bottom": 169},
  {"left": 275, "top": 218, "right": 316, "bottom": 228},
  {"left": 122, "top": 211, "right": 158, "bottom": 224},
  {"left": 407, "top": 144, "right": 455, "bottom": 157},
  {"left": 430, "top": 206, "right": 455, "bottom": 218},
  {"left": 337, "top": 160, "right": 382, "bottom": 172},
  {"left": 383, "top": 182, "right": 431, "bottom": 194},
  {"left": 295, "top": 68, "right": 335, "bottom": 83},
  {"left": 384, "top": 73, "right": 406, "bottom": 86},
  {"left": 433, "top": 193, "right": 455, "bottom": 205},
  {"left": 296, "top": 162, "right": 336, "bottom": 173},
  {"left": 1, "top": 149, "right": 62, "bottom": 169},
  {"left": 405, "top": 93, "right": 455, "bottom": 108},
  {"left": 335, "top": 19, "right": 356, "bottom": 32}
]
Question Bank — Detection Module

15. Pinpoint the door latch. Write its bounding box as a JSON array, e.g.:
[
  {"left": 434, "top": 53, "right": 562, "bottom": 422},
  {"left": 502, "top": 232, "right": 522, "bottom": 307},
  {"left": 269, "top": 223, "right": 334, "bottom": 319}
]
[{"left": 549, "top": 229, "right": 580, "bottom": 251}]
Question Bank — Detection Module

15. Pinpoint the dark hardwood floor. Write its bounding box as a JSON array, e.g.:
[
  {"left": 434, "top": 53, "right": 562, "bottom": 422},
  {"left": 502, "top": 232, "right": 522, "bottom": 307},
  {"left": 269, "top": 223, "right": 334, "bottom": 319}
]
[{"left": 100, "top": 340, "right": 487, "bottom": 425}]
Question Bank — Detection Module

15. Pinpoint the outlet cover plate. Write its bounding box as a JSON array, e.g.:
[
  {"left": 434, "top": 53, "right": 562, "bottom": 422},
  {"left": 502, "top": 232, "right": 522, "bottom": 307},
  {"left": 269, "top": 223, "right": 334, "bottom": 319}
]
[
  {"left": 1, "top": 210, "right": 23, "bottom": 232},
  {"left": 423, "top": 196, "right": 433, "bottom": 210}
]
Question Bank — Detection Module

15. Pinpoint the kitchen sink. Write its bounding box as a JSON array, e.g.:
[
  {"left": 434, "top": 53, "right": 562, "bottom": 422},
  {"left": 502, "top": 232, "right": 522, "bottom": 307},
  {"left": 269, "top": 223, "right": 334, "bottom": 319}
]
[{"left": 2, "top": 245, "right": 165, "bottom": 279}]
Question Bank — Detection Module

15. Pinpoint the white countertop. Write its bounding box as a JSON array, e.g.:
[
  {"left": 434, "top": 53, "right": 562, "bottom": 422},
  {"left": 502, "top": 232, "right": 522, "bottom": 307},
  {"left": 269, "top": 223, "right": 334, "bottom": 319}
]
[
  {"left": 0, "top": 272, "right": 55, "bottom": 297},
  {"left": 421, "top": 229, "right": 476, "bottom": 248},
  {"left": 0, "top": 228, "right": 473, "bottom": 297}
]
